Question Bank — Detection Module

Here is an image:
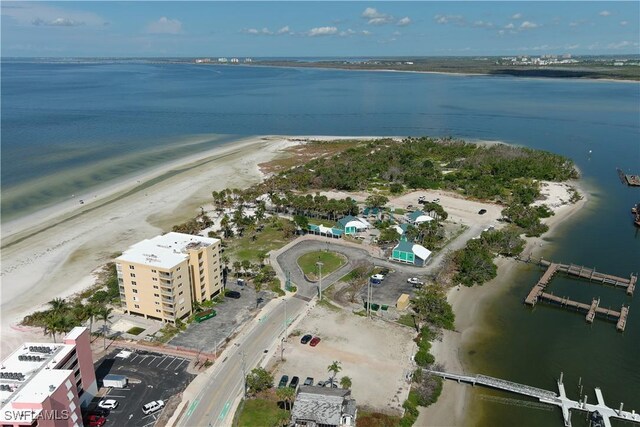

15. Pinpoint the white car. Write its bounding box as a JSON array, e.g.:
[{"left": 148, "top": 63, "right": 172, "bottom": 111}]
[
  {"left": 98, "top": 399, "right": 119, "bottom": 410},
  {"left": 142, "top": 400, "right": 165, "bottom": 415},
  {"left": 371, "top": 274, "right": 385, "bottom": 281},
  {"left": 407, "top": 277, "right": 424, "bottom": 286}
]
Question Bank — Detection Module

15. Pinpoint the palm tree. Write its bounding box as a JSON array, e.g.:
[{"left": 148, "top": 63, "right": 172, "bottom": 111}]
[
  {"left": 48, "top": 297, "right": 68, "bottom": 314},
  {"left": 85, "top": 304, "right": 100, "bottom": 336},
  {"left": 233, "top": 261, "right": 242, "bottom": 278},
  {"left": 98, "top": 307, "right": 113, "bottom": 350},
  {"left": 327, "top": 361, "right": 342, "bottom": 387},
  {"left": 276, "top": 386, "right": 296, "bottom": 411},
  {"left": 43, "top": 312, "right": 62, "bottom": 343},
  {"left": 340, "top": 376, "right": 352, "bottom": 389}
]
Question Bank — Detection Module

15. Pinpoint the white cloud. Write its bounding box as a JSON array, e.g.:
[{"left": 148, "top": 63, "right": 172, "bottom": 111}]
[
  {"left": 599, "top": 10, "right": 611, "bottom": 17},
  {"left": 511, "top": 13, "right": 523, "bottom": 20},
  {"left": 308, "top": 26, "right": 338, "bottom": 37},
  {"left": 277, "top": 26, "right": 291, "bottom": 35},
  {"left": 434, "top": 14, "right": 465, "bottom": 26},
  {"left": 397, "top": 17, "right": 411, "bottom": 27},
  {"left": 505, "top": 23, "right": 515, "bottom": 29},
  {"left": 565, "top": 44, "right": 580, "bottom": 50},
  {"left": 361, "top": 7, "right": 394, "bottom": 25},
  {"left": 339, "top": 28, "right": 356, "bottom": 37},
  {"left": 620, "top": 21, "right": 629, "bottom": 26},
  {"left": 146, "top": 17, "right": 182, "bottom": 34},
  {"left": 362, "top": 30, "right": 372, "bottom": 36},
  {"left": 473, "top": 20, "right": 494, "bottom": 29},
  {"left": 520, "top": 21, "right": 539, "bottom": 29},
  {"left": 607, "top": 40, "right": 631, "bottom": 49},
  {"left": 244, "top": 27, "right": 273, "bottom": 35},
  {"left": 3, "top": 3, "right": 107, "bottom": 27}
]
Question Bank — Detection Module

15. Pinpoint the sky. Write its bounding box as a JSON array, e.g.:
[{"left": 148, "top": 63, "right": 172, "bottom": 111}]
[{"left": 1, "top": 1, "right": 639, "bottom": 57}]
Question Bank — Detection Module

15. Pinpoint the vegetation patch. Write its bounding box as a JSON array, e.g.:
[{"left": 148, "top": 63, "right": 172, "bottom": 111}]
[
  {"left": 126, "top": 326, "right": 145, "bottom": 336},
  {"left": 236, "top": 395, "right": 288, "bottom": 427},
  {"left": 297, "top": 251, "right": 346, "bottom": 278},
  {"left": 226, "top": 218, "right": 294, "bottom": 263},
  {"left": 356, "top": 411, "right": 402, "bottom": 427}
]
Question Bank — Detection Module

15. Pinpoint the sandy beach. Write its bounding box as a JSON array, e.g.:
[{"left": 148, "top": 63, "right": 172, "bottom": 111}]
[
  {"left": 1, "top": 135, "right": 351, "bottom": 358},
  {"left": 417, "top": 180, "right": 588, "bottom": 426}
]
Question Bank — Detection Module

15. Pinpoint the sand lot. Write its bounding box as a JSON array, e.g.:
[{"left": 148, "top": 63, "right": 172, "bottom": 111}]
[{"left": 269, "top": 304, "right": 417, "bottom": 415}]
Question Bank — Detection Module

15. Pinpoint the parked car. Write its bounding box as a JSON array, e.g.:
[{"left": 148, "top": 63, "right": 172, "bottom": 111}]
[
  {"left": 407, "top": 277, "right": 424, "bottom": 286},
  {"left": 289, "top": 376, "right": 300, "bottom": 389},
  {"left": 433, "top": 198, "right": 440, "bottom": 203},
  {"left": 87, "top": 415, "right": 106, "bottom": 427},
  {"left": 316, "top": 380, "right": 327, "bottom": 387},
  {"left": 89, "top": 409, "right": 110, "bottom": 417},
  {"left": 478, "top": 209, "right": 487, "bottom": 215},
  {"left": 309, "top": 337, "right": 321, "bottom": 347},
  {"left": 142, "top": 400, "right": 165, "bottom": 415},
  {"left": 379, "top": 268, "right": 390, "bottom": 276},
  {"left": 97, "top": 399, "right": 118, "bottom": 410},
  {"left": 304, "top": 377, "right": 314, "bottom": 386},
  {"left": 225, "top": 290, "right": 241, "bottom": 299},
  {"left": 278, "top": 375, "right": 289, "bottom": 388},
  {"left": 300, "top": 334, "right": 313, "bottom": 344},
  {"left": 371, "top": 274, "right": 385, "bottom": 281},
  {"left": 418, "top": 196, "right": 426, "bottom": 203},
  {"left": 324, "top": 381, "right": 338, "bottom": 388}
]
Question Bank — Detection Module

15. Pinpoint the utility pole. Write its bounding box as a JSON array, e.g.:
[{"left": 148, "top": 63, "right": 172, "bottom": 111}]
[
  {"left": 283, "top": 299, "right": 288, "bottom": 341},
  {"left": 316, "top": 261, "right": 324, "bottom": 300}
]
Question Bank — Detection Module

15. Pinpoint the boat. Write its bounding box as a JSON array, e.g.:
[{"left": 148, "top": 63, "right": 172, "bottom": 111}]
[{"left": 633, "top": 203, "right": 640, "bottom": 227}]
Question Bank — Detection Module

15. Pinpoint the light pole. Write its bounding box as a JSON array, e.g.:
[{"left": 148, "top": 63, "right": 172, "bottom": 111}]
[
  {"left": 283, "top": 299, "right": 288, "bottom": 341},
  {"left": 280, "top": 337, "right": 285, "bottom": 361},
  {"left": 316, "top": 261, "right": 324, "bottom": 300}
]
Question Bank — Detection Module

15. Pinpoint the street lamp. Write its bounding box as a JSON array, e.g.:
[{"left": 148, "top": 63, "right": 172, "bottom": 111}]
[{"left": 316, "top": 261, "right": 324, "bottom": 300}]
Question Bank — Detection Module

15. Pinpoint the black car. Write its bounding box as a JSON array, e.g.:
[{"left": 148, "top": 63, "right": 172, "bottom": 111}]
[
  {"left": 225, "top": 290, "right": 241, "bottom": 299},
  {"left": 278, "top": 375, "right": 289, "bottom": 388},
  {"left": 300, "top": 334, "right": 313, "bottom": 344},
  {"left": 379, "top": 268, "right": 390, "bottom": 276},
  {"left": 289, "top": 376, "right": 300, "bottom": 389},
  {"left": 478, "top": 209, "right": 487, "bottom": 215},
  {"left": 88, "top": 408, "right": 110, "bottom": 417}
]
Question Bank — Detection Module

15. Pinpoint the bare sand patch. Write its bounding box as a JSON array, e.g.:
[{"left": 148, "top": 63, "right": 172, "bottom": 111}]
[{"left": 268, "top": 304, "right": 416, "bottom": 415}]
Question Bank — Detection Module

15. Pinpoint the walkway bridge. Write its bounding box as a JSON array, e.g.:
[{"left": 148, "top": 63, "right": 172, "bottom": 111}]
[{"left": 430, "top": 370, "right": 640, "bottom": 427}]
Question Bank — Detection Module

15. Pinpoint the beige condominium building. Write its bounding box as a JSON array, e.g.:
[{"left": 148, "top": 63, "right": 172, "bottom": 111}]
[{"left": 116, "top": 232, "right": 223, "bottom": 323}]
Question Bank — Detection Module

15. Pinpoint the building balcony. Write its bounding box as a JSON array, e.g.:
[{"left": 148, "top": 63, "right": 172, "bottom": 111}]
[
  {"left": 159, "top": 271, "right": 172, "bottom": 278},
  {"left": 163, "top": 311, "right": 175, "bottom": 318}
]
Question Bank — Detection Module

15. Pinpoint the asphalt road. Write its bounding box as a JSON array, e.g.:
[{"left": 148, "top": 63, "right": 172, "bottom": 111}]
[{"left": 178, "top": 295, "right": 308, "bottom": 427}]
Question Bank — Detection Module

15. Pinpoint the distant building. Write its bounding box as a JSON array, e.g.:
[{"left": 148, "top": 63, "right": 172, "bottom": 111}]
[
  {"left": 393, "top": 223, "right": 411, "bottom": 235},
  {"left": 291, "top": 386, "right": 357, "bottom": 427},
  {"left": 0, "top": 327, "right": 97, "bottom": 426},
  {"left": 218, "top": 57, "right": 228, "bottom": 63},
  {"left": 390, "top": 237, "right": 431, "bottom": 266},
  {"left": 116, "top": 232, "right": 223, "bottom": 324},
  {"left": 230, "top": 58, "right": 239, "bottom": 63},
  {"left": 307, "top": 224, "right": 343, "bottom": 239},
  {"left": 244, "top": 58, "right": 253, "bottom": 63},
  {"left": 337, "top": 216, "right": 370, "bottom": 235}
]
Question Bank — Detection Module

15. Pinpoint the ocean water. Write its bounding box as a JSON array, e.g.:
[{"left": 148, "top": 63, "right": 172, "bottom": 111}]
[{"left": 2, "top": 60, "right": 639, "bottom": 424}]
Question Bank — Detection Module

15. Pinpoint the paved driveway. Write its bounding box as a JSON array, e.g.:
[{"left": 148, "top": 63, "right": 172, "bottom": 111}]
[
  {"left": 91, "top": 350, "right": 194, "bottom": 427},
  {"left": 169, "top": 283, "right": 271, "bottom": 353}
]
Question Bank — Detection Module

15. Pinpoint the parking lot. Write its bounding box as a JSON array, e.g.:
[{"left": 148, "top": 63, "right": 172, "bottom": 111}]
[
  {"left": 360, "top": 269, "right": 426, "bottom": 308},
  {"left": 169, "top": 282, "right": 272, "bottom": 353},
  {"left": 268, "top": 304, "right": 416, "bottom": 414},
  {"left": 90, "top": 349, "right": 195, "bottom": 427}
]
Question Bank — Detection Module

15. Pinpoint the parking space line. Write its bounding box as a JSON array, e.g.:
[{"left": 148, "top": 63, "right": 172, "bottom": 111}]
[
  {"left": 165, "top": 357, "right": 177, "bottom": 369},
  {"left": 157, "top": 356, "right": 174, "bottom": 368},
  {"left": 130, "top": 355, "right": 139, "bottom": 362},
  {"left": 174, "top": 359, "right": 186, "bottom": 370},
  {"left": 106, "top": 395, "right": 127, "bottom": 398},
  {"left": 147, "top": 356, "right": 158, "bottom": 365},
  {"left": 139, "top": 355, "right": 148, "bottom": 363}
]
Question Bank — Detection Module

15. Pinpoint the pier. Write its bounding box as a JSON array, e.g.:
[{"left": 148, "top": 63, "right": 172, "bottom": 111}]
[
  {"left": 523, "top": 260, "right": 634, "bottom": 331},
  {"left": 430, "top": 370, "right": 640, "bottom": 427}
]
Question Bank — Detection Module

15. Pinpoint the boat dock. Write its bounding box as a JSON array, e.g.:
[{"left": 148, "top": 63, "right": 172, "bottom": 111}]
[
  {"left": 524, "top": 260, "right": 634, "bottom": 331},
  {"left": 617, "top": 168, "right": 640, "bottom": 186},
  {"left": 430, "top": 370, "right": 640, "bottom": 427}
]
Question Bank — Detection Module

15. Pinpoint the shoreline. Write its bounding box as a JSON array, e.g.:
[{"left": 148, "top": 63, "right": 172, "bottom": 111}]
[
  {"left": 247, "top": 63, "right": 640, "bottom": 84},
  {"left": 417, "top": 180, "right": 589, "bottom": 426}
]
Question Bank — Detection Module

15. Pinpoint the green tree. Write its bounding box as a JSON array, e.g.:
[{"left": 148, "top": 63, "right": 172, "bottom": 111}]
[
  {"left": 293, "top": 215, "right": 309, "bottom": 231},
  {"left": 276, "top": 386, "right": 296, "bottom": 411},
  {"left": 233, "top": 261, "right": 242, "bottom": 278},
  {"left": 48, "top": 297, "right": 68, "bottom": 314},
  {"left": 98, "top": 307, "right": 113, "bottom": 350},
  {"left": 43, "top": 312, "right": 62, "bottom": 343},
  {"left": 411, "top": 287, "right": 455, "bottom": 330},
  {"left": 327, "top": 361, "right": 342, "bottom": 386},
  {"left": 246, "top": 367, "right": 273, "bottom": 395},
  {"left": 365, "top": 194, "right": 389, "bottom": 209},
  {"left": 340, "top": 376, "right": 352, "bottom": 389},
  {"left": 85, "top": 304, "right": 100, "bottom": 336}
]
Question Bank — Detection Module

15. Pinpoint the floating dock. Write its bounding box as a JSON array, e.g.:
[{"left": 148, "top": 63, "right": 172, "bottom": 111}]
[
  {"left": 524, "top": 260, "right": 634, "bottom": 331},
  {"left": 617, "top": 168, "right": 640, "bottom": 186}
]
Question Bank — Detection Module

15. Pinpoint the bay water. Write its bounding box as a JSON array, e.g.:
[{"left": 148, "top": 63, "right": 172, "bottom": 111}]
[{"left": 2, "top": 59, "right": 638, "bottom": 425}]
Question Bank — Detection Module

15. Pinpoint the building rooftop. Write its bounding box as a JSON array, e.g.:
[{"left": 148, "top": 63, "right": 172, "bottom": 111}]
[
  {"left": 116, "top": 232, "right": 220, "bottom": 269},
  {"left": 292, "top": 386, "right": 354, "bottom": 425},
  {"left": 0, "top": 330, "right": 85, "bottom": 421}
]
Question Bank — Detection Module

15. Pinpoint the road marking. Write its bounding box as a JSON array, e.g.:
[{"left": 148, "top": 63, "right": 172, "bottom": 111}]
[
  {"left": 186, "top": 398, "right": 200, "bottom": 417},
  {"left": 106, "top": 395, "right": 127, "bottom": 398},
  {"left": 157, "top": 356, "right": 173, "bottom": 368},
  {"left": 165, "top": 357, "right": 177, "bottom": 368},
  {"left": 175, "top": 359, "right": 186, "bottom": 370},
  {"left": 147, "top": 356, "right": 158, "bottom": 365},
  {"left": 218, "top": 401, "right": 231, "bottom": 420},
  {"left": 130, "top": 355, "right": 139, "bottom": 362}
]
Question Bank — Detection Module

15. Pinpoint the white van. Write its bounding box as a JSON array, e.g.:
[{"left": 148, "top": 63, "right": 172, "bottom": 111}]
[{"left": 142, "top": 400, "right": 165, "bottom": 415}]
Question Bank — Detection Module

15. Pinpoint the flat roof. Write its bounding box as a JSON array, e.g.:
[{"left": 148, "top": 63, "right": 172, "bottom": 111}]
[
  {"left": 117, "top": 232, "right": 220, "bottom": 269},
  {"left": 0, "top": 330, "right": 85, "bottom": 419}
]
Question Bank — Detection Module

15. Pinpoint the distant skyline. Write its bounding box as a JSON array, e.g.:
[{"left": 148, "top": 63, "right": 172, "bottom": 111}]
[{"left": 2, "top": 1, "right": 639, "bottom": 57}]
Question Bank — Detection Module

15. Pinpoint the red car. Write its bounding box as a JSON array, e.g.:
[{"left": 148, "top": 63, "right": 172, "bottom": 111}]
[
  {"left": 309, "top": 337, "right": 321, "bottom": 347},
  {"left": 87, "top": 415, "right": 106, "bottom": 427}
]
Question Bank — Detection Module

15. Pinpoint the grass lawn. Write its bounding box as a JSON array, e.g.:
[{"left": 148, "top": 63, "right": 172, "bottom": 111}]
[
  {"left": 356, "top": 410, "right": 402, "bottom": 427},
  {"left": 237, "top": 397, "right": 288, "bottom": 427},
  {"left": 126, "top": 326, "right": 145, "bottom": 335},
  {"left": 297, "top": 251, "right": 346, "bottom": 277},
  {"left": 226, "top": 223, "right": 292, "bottom": 263},
  {"left": 396, "top": 314, "right": 417, "bottom": 330}
]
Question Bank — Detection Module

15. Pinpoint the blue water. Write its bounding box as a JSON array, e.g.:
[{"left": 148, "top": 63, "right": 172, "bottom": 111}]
[{"left": 2, "top": 60, "right": 639, "bottom": 424}]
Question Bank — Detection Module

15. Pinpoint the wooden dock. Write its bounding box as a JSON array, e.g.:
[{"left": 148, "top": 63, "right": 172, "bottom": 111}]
[{"left": 525, "top": 261, "right": 632, "bottom": 331}]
